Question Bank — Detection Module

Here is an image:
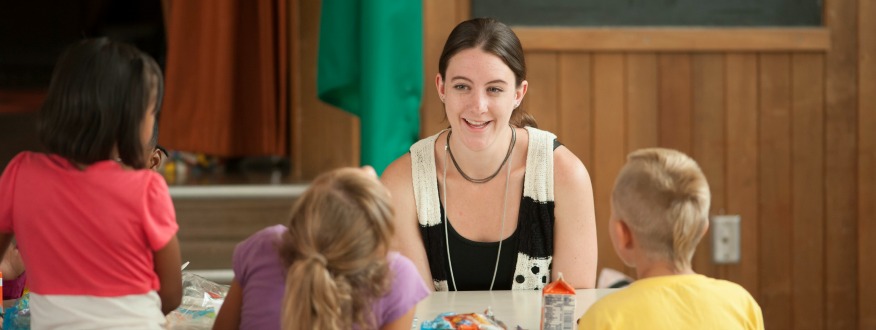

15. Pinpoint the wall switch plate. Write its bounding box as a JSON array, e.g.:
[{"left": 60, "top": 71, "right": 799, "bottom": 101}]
[{"left": 711, "top": 215, "right": 741, "bottom": 264}]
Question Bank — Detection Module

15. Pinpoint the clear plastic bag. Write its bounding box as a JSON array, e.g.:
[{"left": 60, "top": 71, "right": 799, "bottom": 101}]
[
  {"left": 165, "top": 272, "right": 230, "bottom": 330},
  {"left": 420, "top": 308, "right": 506, "bottom": 330},
  {"left": 2, "top": 292, "right": 31, "bottom": 330}
]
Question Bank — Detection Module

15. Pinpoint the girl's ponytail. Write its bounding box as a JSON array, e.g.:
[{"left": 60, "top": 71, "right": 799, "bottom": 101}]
[
  {"left": 278, "top": 168, "right": 395, "bottom": 329},
  {"left": 282, "top": 254, "right": 346, "bottom": 330}
]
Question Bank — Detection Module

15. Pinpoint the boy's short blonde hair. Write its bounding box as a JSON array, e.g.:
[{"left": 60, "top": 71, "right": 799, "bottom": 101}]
[{"left": 612, "top": 148, "right": 710, "bottom": 271}]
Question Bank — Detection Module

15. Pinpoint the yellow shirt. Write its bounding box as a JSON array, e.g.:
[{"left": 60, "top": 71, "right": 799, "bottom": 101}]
[{"left": 578, "top": 274, "right": 763, "bottom": 330}]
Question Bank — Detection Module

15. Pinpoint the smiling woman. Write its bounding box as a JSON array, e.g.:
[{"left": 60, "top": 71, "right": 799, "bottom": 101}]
[{"left": 381, "top": 18, "right": 598, "bottom": 292}]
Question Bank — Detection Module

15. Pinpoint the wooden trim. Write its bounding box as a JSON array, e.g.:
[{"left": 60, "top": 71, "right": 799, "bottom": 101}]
[
  {"left": 824, "top": 0, "right": 859, "bottom": 327},
  {"left": 169, "top": 185, "right": 308, "bottom": 199},
  {"left": 858, "top": 0, "right": 876, "bottom": 327},
  {"left": 515, "top": 28, "right": 830, "bottom": 52},
  {"left": 758, "top": 53, "right": 793, "bottom": 330},
  {"left": 289, "top": 0, "right": 302, "bottom": 179},
  {"left": 791, "top": 53, "right": 826, "bottom": 329},
  {"left": 724, "top": 54, "right": 760, "bottom": 297}
]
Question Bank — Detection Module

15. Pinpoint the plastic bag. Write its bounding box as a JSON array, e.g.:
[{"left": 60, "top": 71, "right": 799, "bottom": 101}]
[
  {"left": 2, "top": 292, "right": 31, "bottom": 330},
  {"left": 165, "top": 272, "right": 230, "bottom": 330},
  {"left": 420, "top": 309, "right": 506, "bottom": 330}
]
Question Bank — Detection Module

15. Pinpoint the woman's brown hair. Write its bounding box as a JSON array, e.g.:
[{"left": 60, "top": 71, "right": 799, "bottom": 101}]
[
  {"left": 279, "top": 168, "right": 395, "bottom": 329},
  {"left": 438, "top": 17, "right": 537, "bottom": 128}
]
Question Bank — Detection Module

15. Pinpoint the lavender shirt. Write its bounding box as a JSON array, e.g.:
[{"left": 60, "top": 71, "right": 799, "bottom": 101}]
[{"left": 233, "top": 225, "right": 430, "bottom": 330}]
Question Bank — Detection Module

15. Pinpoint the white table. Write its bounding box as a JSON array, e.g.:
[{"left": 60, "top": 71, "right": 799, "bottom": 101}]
[{"left": 414, "top": 289, "right": 617, "bottom": 329}]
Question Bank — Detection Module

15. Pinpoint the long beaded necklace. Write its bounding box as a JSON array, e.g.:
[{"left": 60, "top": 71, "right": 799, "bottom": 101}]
[{"left": 442, "top": 126, "right": 515, "bottom": 291}]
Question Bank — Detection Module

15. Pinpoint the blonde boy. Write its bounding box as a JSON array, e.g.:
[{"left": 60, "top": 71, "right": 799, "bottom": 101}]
[{"left": 579, "top": 148, "right": 763, "bottom": 329}]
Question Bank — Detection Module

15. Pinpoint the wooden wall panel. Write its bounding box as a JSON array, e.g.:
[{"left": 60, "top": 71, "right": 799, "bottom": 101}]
[
  {"left": 791, "top": 53, "right": 826, "bottom": 330},
  {"left": 592, "top": 54, "right": 627, "bottom": 274},
  {"left": 858, "top": 0, "right": 876, "bottom": 328},
  {"left": 517, "top": 28, "right": 829, "bottom": 52},
  {"left": 524, "top": 52, "right": 559, "bottom": 132},
  {"left": 724, "top": 54, "right": 760, "bottom": 298},
  {"left": 289, "top": 0, "right": 301, "bottom": 178},
  {"left": 691, "top": 54, "right": 724, "bottom": 279},
  {"left": 824, "top": 0, "right": 859, "bottom": 328},
  {"left": 176, "top": 197, "right": 295, "bottom": 269},
  {"left": 558, "top": 54, "right": 593, "bottom": 167},
  {"left": 421, "top": 0, "right": 470, "bottom": 138},
  {"left": 758, "top": 53, "right": 793, "bottom": 330},
  {"left": 625, "top": 54, "right": 659, "bottom": 152},
  {"left": 295, "top": 0, "right": 358, "bottom": 179},
  {"left": 657, "top": 54, "right": 693, "bottom": 153}
]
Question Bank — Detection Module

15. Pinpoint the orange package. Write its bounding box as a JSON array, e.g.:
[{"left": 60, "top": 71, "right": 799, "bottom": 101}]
[{"left": 540, "top": 272, "right": 575, "bottom": 330}]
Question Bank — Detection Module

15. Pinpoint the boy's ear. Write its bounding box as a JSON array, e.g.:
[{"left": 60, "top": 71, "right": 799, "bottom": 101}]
[
  {"left": 610, "top": 218, "right": 636, "bottom": 267},
  {"left": 612, "top": 219, "right": 634, "bottom": 250},
  {"left": 701, "top": 218, "right": 710, "bottom": 238}
]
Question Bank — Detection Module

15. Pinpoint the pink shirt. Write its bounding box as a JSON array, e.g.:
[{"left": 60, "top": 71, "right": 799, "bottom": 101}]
[{"left": 0, "top": 152, "right": 178, "bottom": 296}]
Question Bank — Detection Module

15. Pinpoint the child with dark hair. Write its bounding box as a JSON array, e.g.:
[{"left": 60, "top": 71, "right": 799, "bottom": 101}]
[{"left": 0, "top": 38, "right": 182, "bottom": 328}]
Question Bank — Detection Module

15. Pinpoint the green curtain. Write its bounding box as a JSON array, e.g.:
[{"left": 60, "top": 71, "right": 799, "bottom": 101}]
[{"left": 317, "top": 0, "right": 423, "bottom": 175}]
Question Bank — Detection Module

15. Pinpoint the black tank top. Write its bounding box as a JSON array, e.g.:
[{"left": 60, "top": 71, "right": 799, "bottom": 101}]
[{"left": 439, "top": 204, "right": 520, "bottom": 291}]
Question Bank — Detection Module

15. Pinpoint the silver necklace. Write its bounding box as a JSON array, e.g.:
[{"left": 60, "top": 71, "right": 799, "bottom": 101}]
[
  {"left": 446, "top": 125, "right": 516, "bottom": 184},
  {"left": 442, "top": 128, "right": 514, "bottom": 291}
]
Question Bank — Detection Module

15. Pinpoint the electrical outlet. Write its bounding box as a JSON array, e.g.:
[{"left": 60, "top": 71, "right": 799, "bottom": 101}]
[{"left": 711, "top": 215, "right": 741, "bottom": 264}]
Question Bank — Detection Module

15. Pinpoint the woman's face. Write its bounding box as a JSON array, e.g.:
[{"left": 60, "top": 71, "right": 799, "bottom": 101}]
[{"left": 437, "top": 48, "right": 527, "bottom": 151}]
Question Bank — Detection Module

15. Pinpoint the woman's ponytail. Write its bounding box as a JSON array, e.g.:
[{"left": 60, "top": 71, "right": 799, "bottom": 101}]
[{"left": 510, "top": 108, "right": 538, "bottom": 128}]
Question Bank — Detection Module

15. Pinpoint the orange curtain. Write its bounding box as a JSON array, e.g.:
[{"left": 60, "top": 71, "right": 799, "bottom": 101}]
[{"left": 160, "top": 0, "right": 287, "bottom": 157}]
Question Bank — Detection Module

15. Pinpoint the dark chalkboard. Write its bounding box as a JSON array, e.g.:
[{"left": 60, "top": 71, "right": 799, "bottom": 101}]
[{"left": 472, "top": 0, "right": 822, "bottom": 27}]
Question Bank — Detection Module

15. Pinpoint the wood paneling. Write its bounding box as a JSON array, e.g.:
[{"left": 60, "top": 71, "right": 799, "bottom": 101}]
[
  {"left": 515, "top": 28, "right": 830, "bottom": 52},
  {"left": 625, "top": 54, "right": 659, "bottom": 152},
  {"left": 421, "top": 0, "right": 471, "bottom": 138},
  {"left": 758, "top": 53, "right": 793, "bottom": 330},
  {"left": 176, "top": 197, "right": 295, "bottom": 269},
  {"left": 824, "top": 0, "right": 859, "bottom": 328},
  {"left": 858, "top": 0, "right": 876, "bottom": 328},
  {"left": 294, "top": 0, "right": 358, "bottom": 179},
  {"left": 289, "top": 0, "right": 301, "bottom": 178},
  {"left": 658, "top": 54, "right": 692, "bottom": 153},
  {"left": 691, "top": 54, "right": 724, "bottom": 279},
  {"left": 524, "top": 53, "right": 559, "bottom": 132},
  {"left": 592, "top": 54, "right": 626, "bottom": 273},
  {"left": 791, "top": 53, "right": 826, "bottom": 330},
  {"left": 558, "top": 54, "right": 593, "bottom": 167},
  {"left": 724, "top": 54, "right": 760, "bottom": 298}
]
